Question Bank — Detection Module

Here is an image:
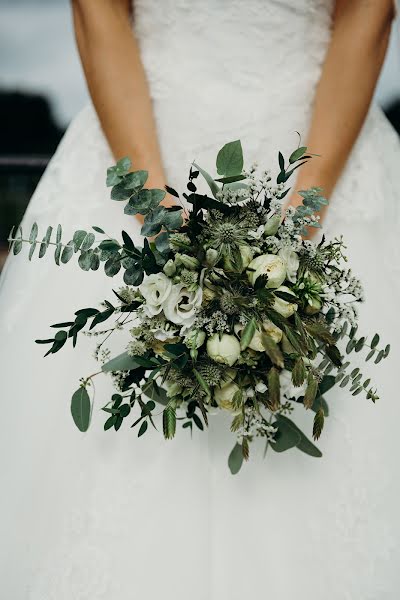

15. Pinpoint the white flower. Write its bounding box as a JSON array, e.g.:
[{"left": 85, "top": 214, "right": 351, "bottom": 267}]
[
  {"left": 255, "top": 381, "right": 268, "bottom": 393},
  {"left": 247, "top": 254, "right": 286, "bottom": 288},
  {"left": 278, "top": 246, "right": 299, "bottom": 283},
  {"left": 139, "top": 273, "right": 172, "bottom": 317},
  {"left": 279, "top": 369, "right": 307, "bottom": 400},
  {"left": 163, "top": 284, "right": 202, "bottom": 329},
  {"left": 206, "top": 333, "right": 241, "bottom": 367},
  {"left": 272, "top": 286, "right": 298, "bottom": 318},
  {"left": 214, "top": 382, "right": 241, "bottom": 412}
]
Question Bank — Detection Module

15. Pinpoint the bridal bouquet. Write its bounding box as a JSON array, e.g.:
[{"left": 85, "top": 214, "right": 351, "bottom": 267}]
[{"left": 9, "top": 140, "right": 390, "bottom": 473}]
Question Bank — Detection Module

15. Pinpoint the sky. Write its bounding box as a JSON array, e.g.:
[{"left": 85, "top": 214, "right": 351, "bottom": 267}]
[{"left": 0, "top": 0, "right": 399, "bottom": 128}]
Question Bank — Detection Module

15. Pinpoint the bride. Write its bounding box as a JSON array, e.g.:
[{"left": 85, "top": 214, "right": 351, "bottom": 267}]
[{"left": 0, "top": 1, "right": 399, "bottom": 598}]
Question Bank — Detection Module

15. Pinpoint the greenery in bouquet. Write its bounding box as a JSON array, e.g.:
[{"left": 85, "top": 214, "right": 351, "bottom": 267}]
[{"left": 9, "top": 140, "right": 390, "bottom": 473}]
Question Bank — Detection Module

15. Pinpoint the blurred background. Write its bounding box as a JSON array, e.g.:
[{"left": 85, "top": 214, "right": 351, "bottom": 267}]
[{"left": 0, "top": 0, "right": 400, "bottom": 271}]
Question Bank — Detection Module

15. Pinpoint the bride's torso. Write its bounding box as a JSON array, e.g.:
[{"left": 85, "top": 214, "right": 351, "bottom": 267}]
[
  {"left": 132, "top": 0, "right": 399, "bottom": 231},
  {"left": 133, "top": 0, "right": 334, "bottom": 182}
]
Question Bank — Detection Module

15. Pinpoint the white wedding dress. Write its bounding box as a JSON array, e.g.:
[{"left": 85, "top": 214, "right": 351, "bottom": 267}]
[{"left": 1, "top": 1, "right": 400, "bottom": 598}]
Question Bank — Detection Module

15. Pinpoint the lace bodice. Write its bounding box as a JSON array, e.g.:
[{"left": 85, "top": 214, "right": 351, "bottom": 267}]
[{"left": 133, "top": 0, "right": 333, "bottom": 176}]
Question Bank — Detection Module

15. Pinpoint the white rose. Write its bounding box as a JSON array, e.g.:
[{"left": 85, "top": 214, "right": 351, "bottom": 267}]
[
  {"left": 214, "top": 382, "right": 241, "bottom": 412},
  {"left": 278, "top": 246, "right": 300, "bottom": 283},
  {"left": 139, "top": 273, "right": 172, "bottom": 317},
  {"left": 247, "top": 254, "right": 286, "bottom": 288},
  {"left": 207, "top": 333, "right": 241, "bottom": 367},
  {"left": 272, "top": 286, "right": 298, "bottom": 318},
  {"left": 163, "top": 284, "right": 202, "bottom": 329}
]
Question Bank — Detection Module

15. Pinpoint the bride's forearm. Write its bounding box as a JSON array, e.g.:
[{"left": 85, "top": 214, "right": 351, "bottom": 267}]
[
  {"left": 292, "top": 0, "right": 394, "bottom": 208},
  {"left": 72, "top": 0, "right": 171, "bottom": 200}
]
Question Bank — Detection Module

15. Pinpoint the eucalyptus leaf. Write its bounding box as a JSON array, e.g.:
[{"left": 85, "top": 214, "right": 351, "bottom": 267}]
[
  {"left": 102, "top": 352, "right": 143, "bottom": 373},
  {"left": 228, "top": 443, "right": 244, "bottom": 475},
  {"left": 61, "top": 242, "right": 74, "bottom": 264},
  {"left": 71, "top": 387, "right": 91, "bottom": 432}
]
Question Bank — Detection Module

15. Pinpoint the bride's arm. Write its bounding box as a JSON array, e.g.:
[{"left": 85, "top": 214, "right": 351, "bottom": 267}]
[
  {"left": 289, "top": 0, "right": 395, "bottom": 218},
  {"left": 71, "top": 0, "right": 171, "bottom": 202}
]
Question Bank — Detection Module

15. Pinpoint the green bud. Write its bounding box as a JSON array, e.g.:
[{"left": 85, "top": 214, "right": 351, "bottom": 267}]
[
  {"left": 175, "top": 253, "right": 200, "bottom": 270},
  {"left": 264, "top": 213, "right": 282, "bottom": 235},
  {"left": 163, "top": 259, "right": 176, "bottom": 277},
  {"left": 205, "top": 248, "right": 219, "bottom": 267}
]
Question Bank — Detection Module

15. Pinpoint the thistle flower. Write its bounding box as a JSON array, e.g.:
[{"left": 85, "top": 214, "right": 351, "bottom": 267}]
[
  {"left": 169, "top": 233, "right": 191, "bottom": 251},
  {"left": 197, "top": 359, "right": 224, "bottom": 386}
]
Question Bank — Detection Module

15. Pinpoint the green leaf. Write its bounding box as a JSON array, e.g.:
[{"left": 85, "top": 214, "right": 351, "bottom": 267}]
[
  {"left": 271, "top": 418, "right": 301, "bottom": 452},
  {"left": 228, "top": 443, "right": 244, "bottom": 475},
  {"left": 216, "top": 140, "right": 243, "bottom": 177},
  {"left": 12, "top": 239, "right": 23, "bottom": 255},
  {"left": 262, "top": 334, "right": 284, "bottom": 368},
  {"left": 275, "top": 415, "right": 322, "bottom": 457},
  {"left": 155, "top": 231, "right": 170, "bottom": 254},
  {"left": 92, "top": 226, "right": 105, "bottom": 234},
  {"left": 111, "top": 182, "right": 133, "bottom": 201},
  {"left": 39, "top": 226, "right": 53, "bottom": 258},
  {"left": 240, "top": 318, "right": 257, "bottom": 351},
  {"left": 61, "top": 242, "right": 74, "bottom": 264},
  {"left": 72, "top": 230, "right": 87, "bottom": 251},
  {"left": 124, "top": 169, "right": 148, "bottom": 190},
  {"left": 102, "top": 352, "right": 143, "bottom": 373},
  {"left": 104, "top": 416, "right": 116, "bottom": 430},
  {"left": 163, "top": 405, "right": 176, "bottom": 439},
  {"left": 318, "top": 375, "right": 335, "bottom": 396},
  {"left": 214, "top": 174, "right": 246, "bottom": 184},
  {"left": 138, "top": 420, "right": 148, "bottom": 437},
  {"left": 141, "top": 206, "right": 183, "bottom": 237},
  {"left": 193, "top": 163, "right": 220, "bottom": 199},
  {"left": 78, "top": 250, "right": 93, "bottom": 271},
  {"left": 310, "top": 395, "right": 329, "bottom": 417},
  {"left": 104, "top": 254, "right": 121, "bottom": 277},
  {"left": 115, "top": 156, "right": 132, "bottom": 175},
  {"left": 370, "top": 333, "right": 380, "bottom": 349},
  {"left": 71, "top": 386, "right": 91, "bottom": 432},
  {"left": 125, "top": 188, "right": 165, "bottom": 215},
  {"left": 81, "top": 232, "right": 95, "bottom": 251},
  {"left": 119, "top": 404, "right": 131, "bottom": 418},
  {"left": 124, "top": 267, "right": 144, "bottom": 286},
  {"left": 289, "top": 146, "right": 307, "bottom": 164},
  {"left": 142, "top": 380, "right": 168, "bottom": 405},
  {"left": 28, "top": 222, "right": 38, "bottom": 260}
]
